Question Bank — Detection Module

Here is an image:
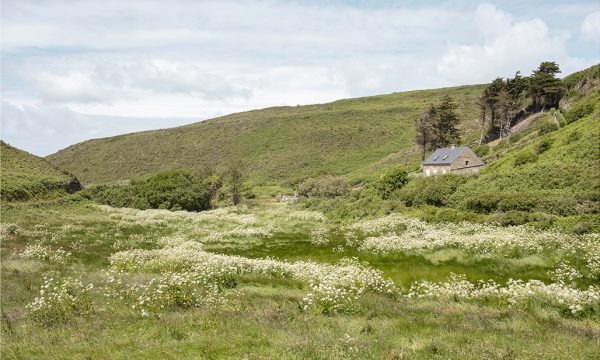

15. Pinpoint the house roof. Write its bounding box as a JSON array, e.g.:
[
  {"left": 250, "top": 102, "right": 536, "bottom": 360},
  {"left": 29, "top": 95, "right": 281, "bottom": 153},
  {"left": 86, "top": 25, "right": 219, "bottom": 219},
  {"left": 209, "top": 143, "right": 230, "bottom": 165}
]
[{"left": 422, "top": 146, "right": 469, "bottom": 165}]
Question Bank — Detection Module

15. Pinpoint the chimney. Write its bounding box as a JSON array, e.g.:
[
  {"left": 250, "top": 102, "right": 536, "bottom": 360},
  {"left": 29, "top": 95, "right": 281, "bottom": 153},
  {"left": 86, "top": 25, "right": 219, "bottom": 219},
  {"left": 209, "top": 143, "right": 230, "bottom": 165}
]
[{"left": 450, "top": 145, "right": 455, "bottom": 150}]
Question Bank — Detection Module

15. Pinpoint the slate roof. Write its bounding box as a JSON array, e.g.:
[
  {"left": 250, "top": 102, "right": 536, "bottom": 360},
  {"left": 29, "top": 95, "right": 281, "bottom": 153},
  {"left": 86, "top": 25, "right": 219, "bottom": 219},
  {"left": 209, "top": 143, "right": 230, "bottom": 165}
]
[{"left": 422, "top": 146, "right": 468, "bottom": 165}]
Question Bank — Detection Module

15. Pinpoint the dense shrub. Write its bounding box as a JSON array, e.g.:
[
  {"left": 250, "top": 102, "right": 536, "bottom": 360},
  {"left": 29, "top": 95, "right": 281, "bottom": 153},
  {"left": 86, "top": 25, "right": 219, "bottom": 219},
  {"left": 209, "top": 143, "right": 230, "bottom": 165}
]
[
  {"left": 497, "top": 193, "right": 538, "bottom": 212},
  {"left": 538, "top": 121, "right": 559, "bottom": 135},
  {"left": 509, "top": 132, "right": 526, "bottom": 144},
  {"left": 85, "top": 170, "right": 215, "bottom": 211},
  {"left": 563, "top": 130, "right": 580, "bottom": 145},
  {"left": 376, "top": 167, "right": 408, "bottom": 199},
  {"left": 571, "top": 221, "right": 592, "bottom": 235},
  {"left": 494, "top": 140, "right": 510, "bottom": 152},
  {"left": 496, "top": 210, "right": 529, "bottom": 226},
  {"left": 513, "top": 150, "right": 538, "bottom": 166},
  {"left": 395, "top": 174, "right": 465, "bottom": 207},
  {"left": 298, "top": 176, "right": 348, "bottom": 198},
  {"left": 459, "top": 193, "right": 502, "bottom": 213},
  {"left": 565, "top": 102, "right": 594, "bottom": 124},
  {"left": 474, "top": 145, "right": 490, "bottom": 157},
  {"left": 534, "top": 138, "right": 553, "bottom": 154}
]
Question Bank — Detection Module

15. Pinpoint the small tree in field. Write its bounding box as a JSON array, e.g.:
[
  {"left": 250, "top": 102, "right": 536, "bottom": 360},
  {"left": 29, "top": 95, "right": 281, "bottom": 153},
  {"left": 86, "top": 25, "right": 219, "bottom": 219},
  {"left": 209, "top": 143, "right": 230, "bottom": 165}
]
[{"left": 228, "top": 159, "right": 244, "bottom": 205}]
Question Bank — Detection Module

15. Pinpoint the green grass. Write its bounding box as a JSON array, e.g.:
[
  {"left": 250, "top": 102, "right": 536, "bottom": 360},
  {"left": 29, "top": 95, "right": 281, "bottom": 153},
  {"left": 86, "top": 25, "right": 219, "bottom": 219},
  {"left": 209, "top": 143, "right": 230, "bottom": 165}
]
[
  {"left": 46, "top": 85, "right": 484, "bottom": 186},
  {"left": 450, "top": 90, "right": 600, "bottom": 217},
  {"left": 0, "top": 141, "right": 80, "bottom": 202},
  {"left": 2, "top": 199, "right": 599, "bottom": 358}
]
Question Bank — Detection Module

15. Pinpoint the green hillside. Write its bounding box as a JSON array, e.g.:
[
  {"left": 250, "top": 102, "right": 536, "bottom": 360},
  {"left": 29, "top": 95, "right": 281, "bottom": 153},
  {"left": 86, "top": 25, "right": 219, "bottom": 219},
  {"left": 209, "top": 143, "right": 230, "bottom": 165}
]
[
  {"left": 451, "top": 90, "right": 600, "bottom": 216},
  {"left": 47, "top": 85, "right": 484, "bottom": 186},
  {"left": 0, "top": 141, "right": 81, "bottom": 201}
]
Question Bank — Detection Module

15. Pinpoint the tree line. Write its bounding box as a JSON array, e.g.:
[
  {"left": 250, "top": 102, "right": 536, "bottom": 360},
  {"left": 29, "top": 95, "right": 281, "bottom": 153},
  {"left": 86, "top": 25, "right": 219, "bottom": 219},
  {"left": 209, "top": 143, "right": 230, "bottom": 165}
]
[
  {"left": 478, "top": 61, "right": 563, "bottom": 143},
  {"left": 414, "top": 61, "right": 565, "bottom": 158}
]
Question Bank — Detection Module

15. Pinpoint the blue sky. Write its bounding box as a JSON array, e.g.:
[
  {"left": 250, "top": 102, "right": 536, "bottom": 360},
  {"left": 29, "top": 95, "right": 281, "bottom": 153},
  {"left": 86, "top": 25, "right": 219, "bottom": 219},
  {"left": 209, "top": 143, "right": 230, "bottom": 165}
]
[{"left": 1, "top": 0, "right": 599, "bottom": 156}]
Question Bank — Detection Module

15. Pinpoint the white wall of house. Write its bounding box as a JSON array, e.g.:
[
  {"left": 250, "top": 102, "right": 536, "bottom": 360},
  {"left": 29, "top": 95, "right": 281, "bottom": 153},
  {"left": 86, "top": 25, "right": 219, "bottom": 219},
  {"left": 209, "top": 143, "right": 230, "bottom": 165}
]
[{"left": 423, "top": 165, "right": 450, "bottom": 176}]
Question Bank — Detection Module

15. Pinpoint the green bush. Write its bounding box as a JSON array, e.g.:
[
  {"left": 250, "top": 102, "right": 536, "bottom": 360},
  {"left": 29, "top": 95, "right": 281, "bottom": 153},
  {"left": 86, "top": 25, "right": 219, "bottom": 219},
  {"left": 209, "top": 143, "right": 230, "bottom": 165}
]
[
  {"left": 534, "top": 138, "right": 553, "bottom": 154},
  {"left": 513, "top": 150, "right": 538, "bottom": 166},
  {"left": 565, "top": 102, "right": 594, "bottom": 124},
  {"left": 460, "top": 193, "right": 502, "bottom": 213},
  {"left": 496, "top": 210, "right": 529, "bottom": 226},
  {"left": 497, "top": 193, "right": 538, "bottom": 212},
  {"left": 494, "top": 140, "right": 511, "bottom": 152},
  {"left": 297, "top": 175, "right": 349, "bottom": 198},
  {"left": 509, "top": 132, "right": 526, "bottom": 144},
  {"left": 396, "top": 174, "right": 464, "bottom": 207},
  {"left": 376, "top": 167, "right": 408, "bottom": 199},
  {"left": 474, "top": 145, "right": 490, "bottom": 157},
  {"left": 563, "top": 130, "right": 580, "bottom": 144},
  {"left": 85, "top": 170, "right": 214, "bottom": 211},
  {"left": 571, "top": 221, "right": 592, "bottom": 235},
  {"left": 538, "top": 121, "right": 558, "bottom": 135}
]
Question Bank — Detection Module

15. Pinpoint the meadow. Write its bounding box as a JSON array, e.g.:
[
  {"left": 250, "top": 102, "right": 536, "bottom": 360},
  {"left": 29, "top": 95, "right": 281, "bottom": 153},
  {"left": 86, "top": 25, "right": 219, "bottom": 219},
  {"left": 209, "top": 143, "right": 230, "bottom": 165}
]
[{"left": 2, "top": 197, "right": 599, "bottom": 359}]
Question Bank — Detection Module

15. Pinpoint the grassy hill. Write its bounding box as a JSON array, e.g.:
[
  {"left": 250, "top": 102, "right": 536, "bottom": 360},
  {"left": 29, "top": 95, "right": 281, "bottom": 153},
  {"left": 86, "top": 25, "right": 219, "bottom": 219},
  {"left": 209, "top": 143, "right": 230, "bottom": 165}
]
[
  {"left": 451, "top": 90, "right": 599, "bottom": 217},
  {"left": 0, "top": 141, "right": 81, "bottom": 201},
  {"left": 47, "top": 85, "right": 484, "bottom": 186}
]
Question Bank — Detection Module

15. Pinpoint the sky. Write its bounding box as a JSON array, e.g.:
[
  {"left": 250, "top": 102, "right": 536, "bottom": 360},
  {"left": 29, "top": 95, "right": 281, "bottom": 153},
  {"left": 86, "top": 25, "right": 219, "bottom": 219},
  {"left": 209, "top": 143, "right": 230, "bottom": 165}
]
[{"left": 1, "top": 0, "right": 599, "bottom": 156}]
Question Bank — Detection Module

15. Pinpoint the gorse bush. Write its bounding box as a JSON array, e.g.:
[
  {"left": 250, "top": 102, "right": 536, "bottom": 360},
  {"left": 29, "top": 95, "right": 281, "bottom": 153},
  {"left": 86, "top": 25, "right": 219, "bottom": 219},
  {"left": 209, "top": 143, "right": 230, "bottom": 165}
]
[
  {"left": 474, "top": 145, "right": 490, "bottom": 157},
  {"left": 534, "top": 138, "right": 553, "bottom": 154},
  {"left": 395, "top": 174, "right": 464, "bottom": 207},
  {"left": 513, "top": 150, "right": 538, "bottom": 166},
  {"left": 297, "top": 176, "right": 348, "bottom": 198},
  {"left": 565, "top": 102, "right": 594, "bottom": 124},
  {"left": 538, "top": 121, "right": 559, "bottom": 135},
  {"left": 376, "top": 167, "right": 408, "bottom": 199},
  {"left": 85, "top": 170, "right": 216, "bottom": 211}
]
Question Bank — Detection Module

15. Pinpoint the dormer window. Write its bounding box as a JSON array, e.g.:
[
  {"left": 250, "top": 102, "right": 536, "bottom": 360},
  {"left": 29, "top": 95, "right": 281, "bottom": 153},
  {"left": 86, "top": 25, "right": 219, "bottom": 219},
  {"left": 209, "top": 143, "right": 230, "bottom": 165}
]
[
  {"left": 433, "top": 155, "right": 439, "bottom": 160},
  {"left": 442, "top": 154, "right": 448, "bottom": 160}
]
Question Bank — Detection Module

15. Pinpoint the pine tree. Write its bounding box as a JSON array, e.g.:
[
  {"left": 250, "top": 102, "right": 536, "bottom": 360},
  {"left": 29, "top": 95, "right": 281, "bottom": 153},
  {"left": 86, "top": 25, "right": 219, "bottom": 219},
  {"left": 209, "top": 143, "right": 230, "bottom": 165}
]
[
  {"left": 529, "top": 61, "right": 563, "bottom": 111},
  {"left": 414, "top": 105, "right": 435, "bottom": 160},
  {"left": 432, "top": 95, "right": 460, "bottom": 148}
]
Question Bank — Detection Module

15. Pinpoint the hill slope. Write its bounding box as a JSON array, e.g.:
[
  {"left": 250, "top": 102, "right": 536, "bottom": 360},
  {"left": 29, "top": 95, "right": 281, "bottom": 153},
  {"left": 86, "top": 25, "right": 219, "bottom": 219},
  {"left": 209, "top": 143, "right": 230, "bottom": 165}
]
[
  {"left": 47, "top": 85, "right": 484, "bottom": 185},
  {"left": 0, "top": 141, "right": 81, "bottom": 201},
  {"left": 451, "top": 90, "right": 600, "bottom": 217}
]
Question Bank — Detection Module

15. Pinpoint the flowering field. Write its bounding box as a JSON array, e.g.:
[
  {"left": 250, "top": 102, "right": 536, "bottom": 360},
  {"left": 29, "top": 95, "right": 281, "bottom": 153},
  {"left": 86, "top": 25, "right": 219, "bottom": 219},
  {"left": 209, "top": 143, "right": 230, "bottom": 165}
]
[{"left": 1, "top": 200, "right": 599, "bottom": 358}]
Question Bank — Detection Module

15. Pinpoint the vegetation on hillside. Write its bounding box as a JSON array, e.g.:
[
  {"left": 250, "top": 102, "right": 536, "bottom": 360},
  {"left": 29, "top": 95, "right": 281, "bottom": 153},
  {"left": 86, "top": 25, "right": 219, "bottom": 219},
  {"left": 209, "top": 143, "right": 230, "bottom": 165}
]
[
  {"left": 2, "top": 64, "right": 599, "bottom": 359},
  {"left": 414, "top": 95, "right": 461, "bottom": 160},
  {"left": 46, "top": 85, "right": 484, "bottom": 186},
  {"left": 302, "top": 64, "right": 600, "bottom": 233},
  {"left": 0, "top": 141, "right": 81, "bottom": 201},
  {"left": 2, "top": 199, "right": 599, "bottom": 358},
  {"left": 84, "top": 170, "right": 221, "bottom": 211}
]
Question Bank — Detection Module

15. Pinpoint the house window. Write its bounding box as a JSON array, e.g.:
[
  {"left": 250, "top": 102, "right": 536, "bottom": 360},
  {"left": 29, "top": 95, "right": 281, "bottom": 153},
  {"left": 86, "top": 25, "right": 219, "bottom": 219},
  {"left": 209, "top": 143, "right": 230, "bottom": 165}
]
[{"left": 465, "top": 160, "right": 469, "bottom": 166}]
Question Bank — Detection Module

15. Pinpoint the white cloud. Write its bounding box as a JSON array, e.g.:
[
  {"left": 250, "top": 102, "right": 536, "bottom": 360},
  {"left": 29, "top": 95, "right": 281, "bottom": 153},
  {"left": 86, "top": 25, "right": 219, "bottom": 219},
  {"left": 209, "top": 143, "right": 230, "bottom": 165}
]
[
  {"left": 1, "top": 1, "right": 598, "bottom": 155},
  {"left": 438, "top": 4, "right": 594, "bottom": 83},
  {"left": 0, "top": 101, "right": 199, "bottom": 156},
  {"left": 581, "top": 11, "right": 600, "bottom": 41},
  {"left": 31, "top": 72, "right": 107, "bottom": 103}
]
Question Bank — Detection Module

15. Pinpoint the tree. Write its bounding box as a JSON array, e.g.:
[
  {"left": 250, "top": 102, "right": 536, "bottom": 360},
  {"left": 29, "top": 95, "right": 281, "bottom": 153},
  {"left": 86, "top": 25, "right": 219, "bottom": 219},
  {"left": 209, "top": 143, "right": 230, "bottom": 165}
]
[
  {"left": 496, "top": 89, "right": 514, "bottom": 138},
  {"left": 414, "top": 105, "right": 435, "bottom": 161},
  {"left": 529, "top": 61, "right": 563, "bottom": 111},
  {"left": 477, "top": 94, "right": 487, "bottom": 145},
  {"left": 432, "top": 95, "right": 460, "bottom": 148},
  {"left": 479, "top": 72, "right": 528, "bottom": 142},
  {"left": 227, "top": 159, "right": 244, "bottom": 205}
]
